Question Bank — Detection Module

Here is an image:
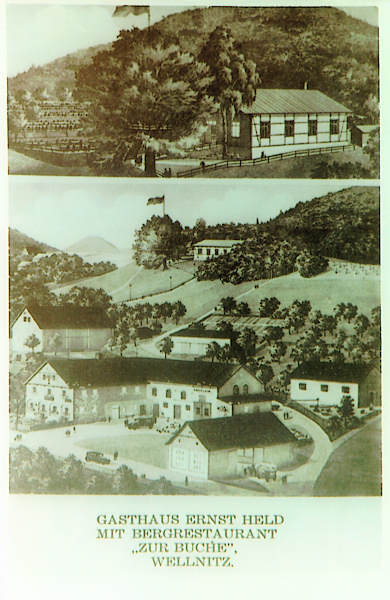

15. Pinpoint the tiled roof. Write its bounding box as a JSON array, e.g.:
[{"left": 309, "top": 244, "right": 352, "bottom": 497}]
[
  {"left": 291, "top": 362, "right": 379, "bottom": 384},
  {"left": 24, "top": 305, "right": 113, "bottom": 330},
  {"left": 241, "top": 89, "right": 351, "bottom": 115},
  {"left": 37, "top": 357, "right": 241, "bottom": 388},
  {"left": 193, "top": 240, "right": 242, "bottom": 248},
  {"left": 167, "top": 413, "right": 296, "bottom": 451}
]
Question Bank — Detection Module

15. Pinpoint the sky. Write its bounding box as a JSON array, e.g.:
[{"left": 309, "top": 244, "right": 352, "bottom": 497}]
[
  {"left": 6, "top": 4, "right": 378, "bottom": 78},
  {"left": 8, "top": 179, "right": 376, "bottom": 251}
]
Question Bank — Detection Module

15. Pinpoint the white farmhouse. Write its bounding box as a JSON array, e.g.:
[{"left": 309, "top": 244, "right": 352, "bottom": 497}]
[
  {"left": 193, "top": 239, "right": 242, "bottom": 261},
  {"left": 290, "top": 362, "right": 381, "bottom": 409}
]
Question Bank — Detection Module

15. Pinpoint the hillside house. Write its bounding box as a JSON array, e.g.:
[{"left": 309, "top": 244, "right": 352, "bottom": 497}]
[
  {"left": 166, "top": 413, "right": 296, "bottom": 480},
  {"left": 11, "top": 305, "right": 113, "bottom": 359},
  {"left": 193, "top": 239, "right": 242, "bottom": 261},
  {"left": 24, "top": 357, "right": 266, "bottom": 424},
  {"left": 170, "top": 328, "right": 232, "bottom": 356},
  {"left": 228, "top": 89, "right": 352, "bottom": 159},
  {"left": 290, "top": 362, "right": 381, "bottom": 409}
]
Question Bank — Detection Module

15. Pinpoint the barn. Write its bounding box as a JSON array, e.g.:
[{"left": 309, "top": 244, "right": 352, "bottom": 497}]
[
  {"left": 228, "top": 88, "right": 352, "bottom": 159},
  {"left": 11, "top": 305, "right": 113, "bottom": 360},
  {"left": 166, "top": 413, "right": 297, "bottom": 480}
]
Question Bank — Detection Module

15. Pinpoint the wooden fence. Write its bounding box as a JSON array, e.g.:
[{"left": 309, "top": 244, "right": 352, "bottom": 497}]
[{"left": 177, "top": 144, "right": 356, "bottom": 178}]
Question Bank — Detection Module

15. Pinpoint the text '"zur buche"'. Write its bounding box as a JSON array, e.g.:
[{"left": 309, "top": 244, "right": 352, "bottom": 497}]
[{"left": 96, "top": 513, "right": 285, "bottom": 567}]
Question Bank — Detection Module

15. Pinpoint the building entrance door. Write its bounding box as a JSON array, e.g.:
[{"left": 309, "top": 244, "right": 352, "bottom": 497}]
[
  {"left": 174, "top": 405, "right": 181, "bottom": 419},
  {"left": 194, "top": 402, "right": 212, "bottom": 419},
  {"left": 153, "top": 404, "right": 159, "bottom": 418}
]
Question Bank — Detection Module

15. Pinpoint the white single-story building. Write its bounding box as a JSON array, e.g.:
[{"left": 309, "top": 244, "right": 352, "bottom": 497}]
[
  {"left": 24, "top": 357, "right": 266, "bottom": 424},
  {"left": 166, "top": 412, "right": 297, "bottom": 480},
  {"left": 170, "top": 328, "right": 231, "bottom": 356},
  {"left": 193, "top": 239, "right": 242, "bottom": 261},
  {"left": 229, "top": 88, "right": 352, "bottom": 159},
  {"left": 11, "top": 305, "right": 113, "bottom": 360},
  {"left": 290, "top": 362, "right": 381, "bottom": 409}
]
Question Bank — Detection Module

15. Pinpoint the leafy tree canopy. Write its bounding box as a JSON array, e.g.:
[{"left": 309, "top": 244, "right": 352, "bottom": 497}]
[{"left": 132, "top": 215, "right": 186, "bottom": 269}]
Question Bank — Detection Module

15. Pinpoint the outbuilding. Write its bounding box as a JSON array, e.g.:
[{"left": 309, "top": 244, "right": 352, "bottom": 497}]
[
  {"left": 229, "top": 88, "right": 352, "bottom": 159},
  {"left": 170, "top": 328, "right": 232, "bottom": 356},
  {"left": 166, "top": 413, "right": 297, "bottom": 480}
]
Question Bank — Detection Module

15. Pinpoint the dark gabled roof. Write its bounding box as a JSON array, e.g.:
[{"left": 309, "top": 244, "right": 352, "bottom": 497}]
[
  {"left": 291, "top": 362, "right": 379, "bottom": 384},
  {"left": 222, "top": 392, "right": 274, "bottom": 405},
  {"left": 171, "top": 329, "right": 232, "bottom": 340},
  {"left": 22, "top": 305, "right": 113, "bottom": 330},
  {"left": 34, "top": 357, "right": 241, "bottom": 388},
  {"left": 167, "top": 413, "right": 296, "bottom": 451},
  {"left": 241, "top": 89, "right": 351, "bottom": 115}
]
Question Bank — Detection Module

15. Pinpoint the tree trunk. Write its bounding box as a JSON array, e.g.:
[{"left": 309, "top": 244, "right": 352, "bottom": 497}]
[
  {"left": 144, "top": 149, "right": 157, "bottom": 177},
  {"left": 221, "top": 107, "right": 228, "bottom": 158}
]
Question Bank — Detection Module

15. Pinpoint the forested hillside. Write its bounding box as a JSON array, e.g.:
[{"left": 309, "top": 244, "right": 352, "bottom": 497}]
[
  {"left": 8, "top": 6, "right": 378, "bottom": 119},
  {"left": 261, "top": 186, "right": 379, "bottom": 264}
]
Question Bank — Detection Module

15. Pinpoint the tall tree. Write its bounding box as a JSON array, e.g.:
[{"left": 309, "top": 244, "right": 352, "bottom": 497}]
[
  {"left": 75, "top": 29, "right": 216, "bottom": 176},
  {"left": 133, "top": 215, "right": 186, "bottom": 270},
  {"left": 199, "top": 26, "right": 259, "bottom": 157},
  {"left": 158, "top": 336, "right": 174, "bottom": 359},
  {"left": 24, "top": 334, "right": 40, "bottom": 355}
]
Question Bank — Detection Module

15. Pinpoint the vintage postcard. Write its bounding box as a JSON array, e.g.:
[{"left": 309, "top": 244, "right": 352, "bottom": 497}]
[{"left": 2, "top": 2, "right": 388, "bottom": 599}]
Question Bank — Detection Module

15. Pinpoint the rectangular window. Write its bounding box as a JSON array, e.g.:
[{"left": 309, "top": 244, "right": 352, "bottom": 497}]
[
  {"left": 309, "top": 120, "right": 317, "bottom": 136},
  {"left": 139, "top": 404, "right": 146, "bottom": 416},
  {"left": 195, "top": 406, "right": 201, "bottom": 415},
  {"left": 33, "top": 387, "right": 37, "bottom": 393},
  {"left": 285, "top": 120, "right": 294, "bottom": 137},
  {"left": 260, "top": 121, "right": 270, "bottom": 138},
  {"left": 198, "top": 248, "right": 203, "bottom": 255},
  {"left": 215, "top": 249, "right": 219, "bottom": 256},
  {"left": 42, "top": 374, "right": 46, "bottom": 381},
  {"left": 330, "top": 119, "right": 339, "bottom": 135},
  {"left": 342, "top": 386, "right": 350, "bottom": 394},
  {"left": 321, "top": 384, "right": 329, "bottom": 392},
  {"left": 231, "top": 121, "right": 240, "bottom": 138},
  {"left": 163, "top": 402, "right": 168, "bottom": 409},
  {"left": 299, "top": 383, "right": 307, "bottom": 390},
  {"left": 185, "top": 405, "right": 191, "bottom": 411},
  {"left": 62, "top": 390, "right": 67, "bottom": 398},
  {"left": 204, "top": 407, "right": 210, "bottom": 417},
  {"left": 206, "top": 249, "right": 211, "bottom": 256}
]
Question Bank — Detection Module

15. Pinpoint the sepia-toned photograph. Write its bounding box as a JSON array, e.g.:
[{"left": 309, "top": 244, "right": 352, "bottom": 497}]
[
  {"left": 8, "top": 179, "right": 381, "bottom": 496},
  {"left": 6, "top": 4, "right": 379, "bottom": 179}
]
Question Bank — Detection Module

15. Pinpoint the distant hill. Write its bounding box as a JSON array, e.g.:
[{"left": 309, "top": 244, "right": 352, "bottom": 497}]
[
  {"left": 261, "top": 186, "right": 380, "bottom": 264},
  {"left": 66, "top": 236, "right": 119, "bottom": 255},
  {"left": 8, "top": 6, "right": 378, "bottom": 118},
  {"left": 9, "top": 228, "right": 58, "bottom": 260}
]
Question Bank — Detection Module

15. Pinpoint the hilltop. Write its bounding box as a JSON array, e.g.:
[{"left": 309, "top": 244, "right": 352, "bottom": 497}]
[
  {"left": 8, "top": 6, "right": 378, "bottom": 119},
  {"left": 66, "top": 236, "right": 119, "bottom": 255}
]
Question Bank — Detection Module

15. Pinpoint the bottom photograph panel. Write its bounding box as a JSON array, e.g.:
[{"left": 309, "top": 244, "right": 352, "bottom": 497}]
[{"left": 8, "top": 179, "right": 381, "bottom": 496}]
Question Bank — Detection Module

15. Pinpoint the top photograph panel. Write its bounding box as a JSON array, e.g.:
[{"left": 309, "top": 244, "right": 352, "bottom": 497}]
[{"left": 7, "top": 4, "right": 379, "bottom": 179}]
